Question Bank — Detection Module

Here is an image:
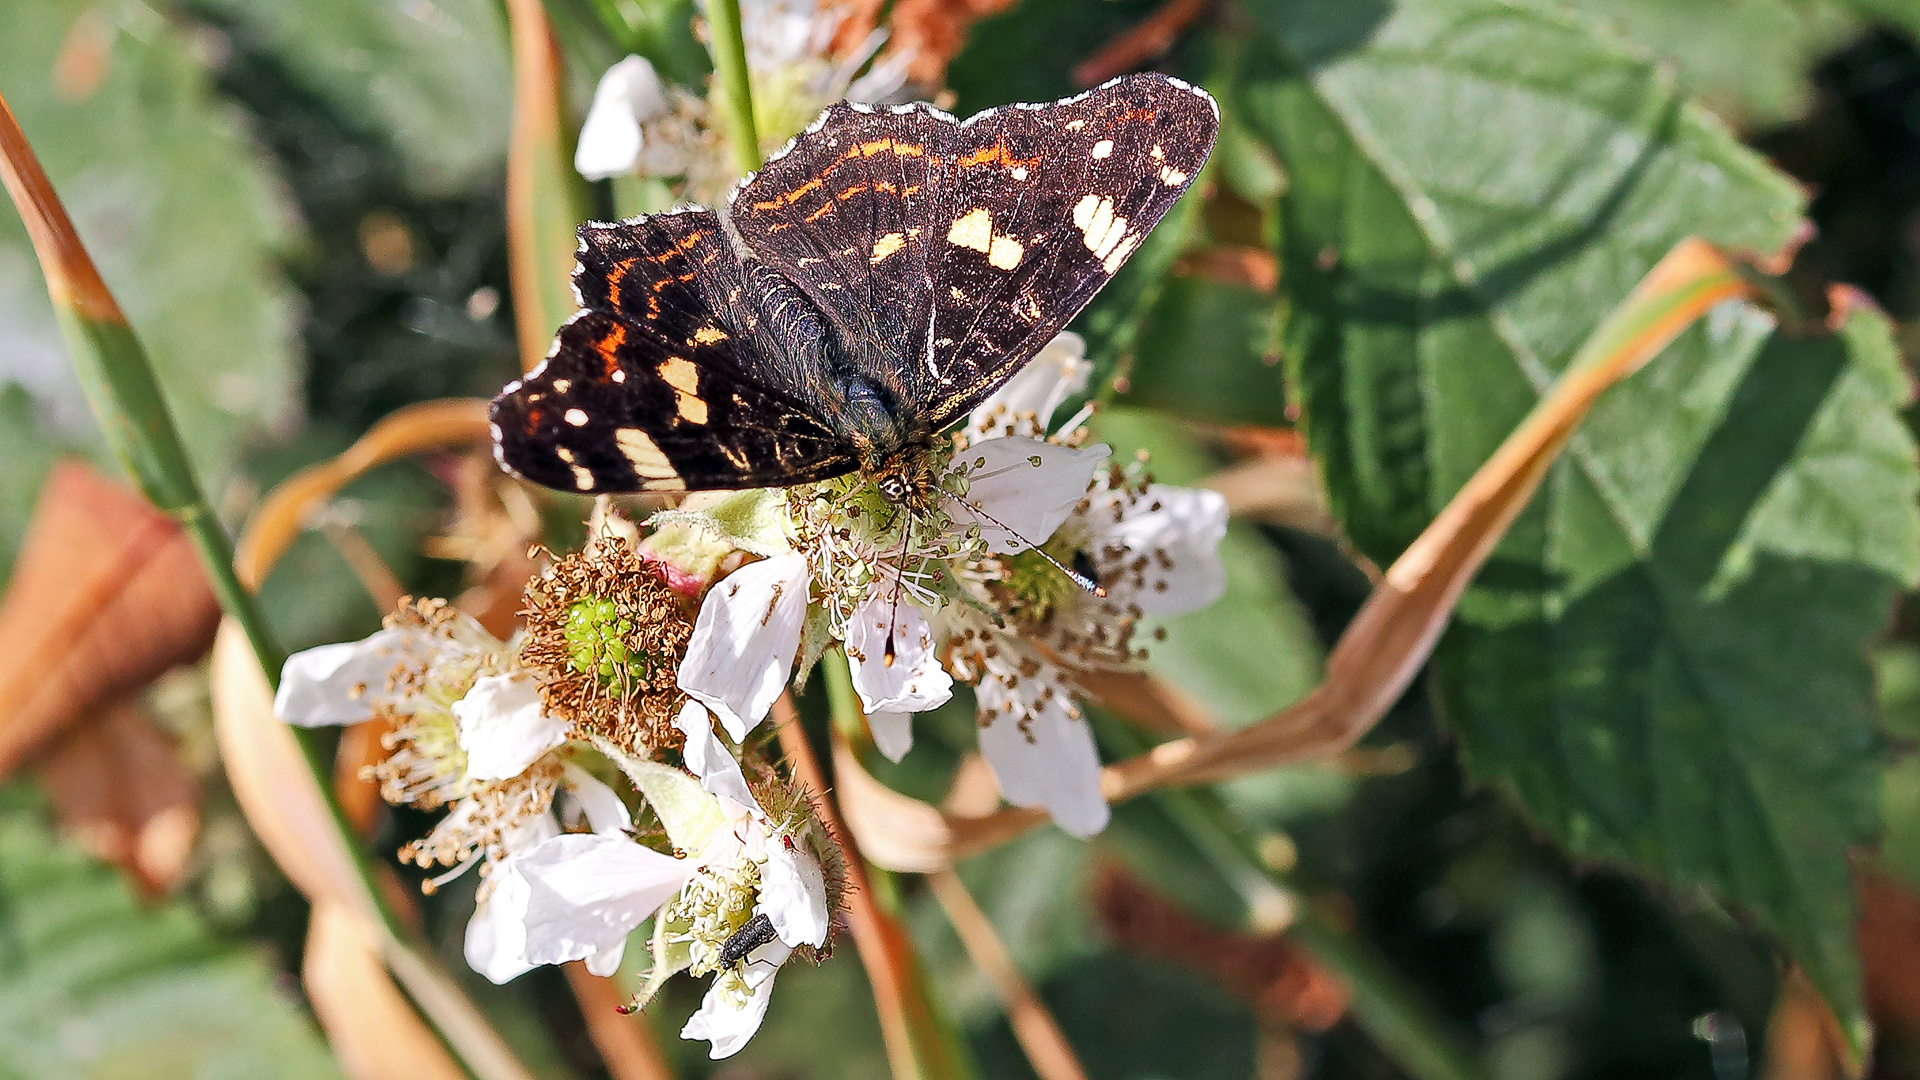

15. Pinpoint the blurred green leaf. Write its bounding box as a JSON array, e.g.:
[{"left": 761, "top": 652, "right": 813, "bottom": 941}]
[
  {"left": 1245, "top": 0, "right": 1919, "bottom": 1052},
  {"left": 188, "top": 0, "right": 514, "bottom": 196},
  {"left": 0, "top": 2, "right": 300, "bottom": 569},
  {"left": 1558, "top": 0, "right": 1863, "bottom": 126},
  {"left": 1117, "top": 277, "right": 1284, "bottom": 426},
  {"left": 0, "top": 781, "right": 342, "bottom": 1079}
]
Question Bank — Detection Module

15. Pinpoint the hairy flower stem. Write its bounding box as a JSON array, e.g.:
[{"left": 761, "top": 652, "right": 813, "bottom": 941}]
[{"left": 705, "top": 0, "right": 762, "bottom": 177}]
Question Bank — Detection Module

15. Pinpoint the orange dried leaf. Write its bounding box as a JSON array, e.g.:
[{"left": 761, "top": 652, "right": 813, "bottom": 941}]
[
  {"left": 37, "top": 696, "right": 198, "bottom": 896},
  {"left": 0, "top": 459, "right": 219, "bottom": 778}
]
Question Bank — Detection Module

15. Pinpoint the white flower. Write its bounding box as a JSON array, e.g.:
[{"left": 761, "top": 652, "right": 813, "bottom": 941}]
[
  {"left": 455, "top": 673, "right": 569, "bottom": 781},
  {"left": 967, "top": 331, "right": 1091, "bottom": 442},
  {"left": 572, "top": 0, "right": 915, "bottom": 198},
  {"left": 677, "top": 552, "right": 811, "bottom": 741},
  {"left": 510, "top": 713, "right": 831, "bottom": 1057},
  {"left": 972, "top": 643, "right": 1110, "bottom": 836},
  {"left": 842, "top": 588, "right": 951, "bottom": 764},
  {"left": 575, "top": 55, "right": 670, "bottom": 180},
  {"left": 944, "top": 436, "right": 1109, "bottom": 555}
]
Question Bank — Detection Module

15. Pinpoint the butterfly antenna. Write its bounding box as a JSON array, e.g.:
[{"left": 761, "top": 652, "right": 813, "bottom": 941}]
[{"left": 958, "top": 498, "right": 1105, "bottom": 598}]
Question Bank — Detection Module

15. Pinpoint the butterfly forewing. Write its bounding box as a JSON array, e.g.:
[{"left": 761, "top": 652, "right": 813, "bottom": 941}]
[
  {"left": 491, "top": 211, "right": 856, "bottom": 493},
  {"left": 727, "top": 74, "right": 1218, "bottom": 431},
  {"left": 918, "top": 76, "right": 1217, "bottom": 427},
  {"left": 726, "top": 102, "right": 956, "bottom": 371}
]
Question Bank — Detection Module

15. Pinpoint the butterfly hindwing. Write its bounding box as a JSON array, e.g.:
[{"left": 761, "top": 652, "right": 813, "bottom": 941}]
[{"left": 490, "top": 211, "right": 856, "bottom": 493}]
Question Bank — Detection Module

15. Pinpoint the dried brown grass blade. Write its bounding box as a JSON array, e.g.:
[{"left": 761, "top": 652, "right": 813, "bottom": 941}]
[
  {"left": 927, "top": 870, "right": 1090, "bottom": 1080},
  {"left": 564, "top": 963, "right": 678, "bottom": 1080},
  {"left": 1071, "top": 0, "right": 1211, "bottom": 88},
  {"left": 234, "top": 399, "right": 491, "bottom": 589},
  {"left": 0, "top": 460, "right": 219, "bottom": 778},
  {"left": 38, "top": 696, "right": 198, "bottom": 896},
  {"left": 211, "top": 620, "right": 381, "bottom": 919},
  {"left": 305, "top": 901, "right": 468, "bottom": 1080}
]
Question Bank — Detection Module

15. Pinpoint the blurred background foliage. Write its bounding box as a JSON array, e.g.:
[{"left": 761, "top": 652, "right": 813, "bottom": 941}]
[{"left": 8, "top": 0, "right": 1920, "bottom": 1078}]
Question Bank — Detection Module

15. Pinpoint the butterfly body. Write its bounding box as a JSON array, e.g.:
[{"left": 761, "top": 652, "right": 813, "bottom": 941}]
[{"left": 491, "top": 74, "right": 1218, "bottom": 496}]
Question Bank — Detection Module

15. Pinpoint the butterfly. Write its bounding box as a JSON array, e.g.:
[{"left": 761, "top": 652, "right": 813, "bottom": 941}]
[{"left": 489, "top": 73, "right": 1218, "bottom": 498}]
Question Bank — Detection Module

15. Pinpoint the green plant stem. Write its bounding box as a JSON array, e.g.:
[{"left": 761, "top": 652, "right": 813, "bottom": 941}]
[
  {"left": 705, "top": 0, "right": 761, "bottom": 175},
  {"left": 0, "top": 91, "right": 521, "bottom": 1080}
]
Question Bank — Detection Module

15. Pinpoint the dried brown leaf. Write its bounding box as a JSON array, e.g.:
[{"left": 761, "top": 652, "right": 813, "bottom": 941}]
[
  {"left": 0, "top": 459, "right": 219, "bottom": 778},
  {"left": 37, "top": 695, "right": 198, "bottom": 896}
]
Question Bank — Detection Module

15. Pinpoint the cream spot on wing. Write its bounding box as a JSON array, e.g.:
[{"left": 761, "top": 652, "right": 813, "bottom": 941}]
[
  {"left": 949, "top": 286, "right": 967, "bottom": 302},
  {"left": 1102, "top": 233, "right": 1139, "bottom": 273},
  {"left": 692, "top": 325, "right": 728, "bottom": 345},
  {"left": 1150, "top": 144, "right": 1165, "bottom": 161},
  {"left": 870, "top": 231, "right": 906, "bottom": 262},
  {"left": 555, "top": 446, "right": 576, "bottom": 463},
  {"left": 1010, "top": 166, "right": 1029, "bottom": 181},
  {"left": 551, "top": 378, "right": 571, "bottom": 393},
  {"left": 563, "top": 408, "right": 589, "bottom": 426},
  {"left": 946, "top": 207, "right": 993, "bottom": 253},
  {"left": 1065, "top": 119, "right": 1086, "bottom": 131},
  {"left": 611, "top": 369, "right": 626, "bottom": 383},
  {"left": 570, "top": 464, "right": 594, "bottom": 490},
  {"left": 616, "top": 427, "right": 684, "bottom": 489},
  {"left": 1073, "top": 195, "right": 1130, "bottom": 259},
  {"left": 1091, "top": 139, "right": 1114, "bottom": 159},
  {"left": 677, "top": 394, "right": 709, "bottom": 425},
  {"left": 987, "top": 234, "right": 1024, "bottom": 270},
  {"left": 1159, "top": 165, "right": 1188, "bottom": 186},
  {"left": 659, "top": 356, "right": 699, "bottom": 396}
]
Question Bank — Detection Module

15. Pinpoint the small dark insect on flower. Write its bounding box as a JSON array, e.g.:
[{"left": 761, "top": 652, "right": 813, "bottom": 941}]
[{"left": 719, "top": 912, "right": 779, "bottom": 970}]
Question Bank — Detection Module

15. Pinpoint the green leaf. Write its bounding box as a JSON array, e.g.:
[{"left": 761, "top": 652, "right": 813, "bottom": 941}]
[
  {"left": 1245, "top": 0, "right": 1920, "bottom": 1052},
  {"left": 0, "top": 2, "right": 300, "bottom": 566},
  {"left": 1117, "top": 277, "right": 1285, "bottom": 425},
  {"left": 0, "top": 781, "right": 343, "bottom": 1079},
  {"left": 187, "top": 0, "right": 514, "bottom": 195},
  {"left": 1554, "top": 0, "right": 1863, "bottom": 126}
]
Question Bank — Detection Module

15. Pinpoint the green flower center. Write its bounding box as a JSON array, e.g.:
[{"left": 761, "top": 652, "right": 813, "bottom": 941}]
[{"left": 563, "top": 597, "right": 653, "bottom": 688}]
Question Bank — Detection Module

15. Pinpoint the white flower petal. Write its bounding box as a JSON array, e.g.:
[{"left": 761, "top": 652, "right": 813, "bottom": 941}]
[
  {"left": 968, "top": 332, "right": 1089, "bottom": 440},
  {"left": 454, "top": 673, "right": 568, "bottom": 781},
  {"left": 517, "top": 834, "right": 694, "bottom": 967},
  {"left": 274, "top": 627, "right": 434, "bottom": 727},
  {"left": 674, "top": 701, "right": 758, "bottom": 812},
  {"left": 682, "top": 960, "right": 782, "bottom": 1059},
  {"left": 585, "top": 941, "right": 626, "bottom": 977},
  {"left": 759, "top": 843, "right": 830, "bottom": 948},
  {"left": 465, "top": 857, "right": 535, "bottom": 984},
  {"left": 866, "top": 711, "right": 914, "bottom": 762},
  {"left": 1101, "top": 485, "right": 1230, "bottom": 616},
  {"left": 562, "top": 763, "right": 633, "bottom": 835},
  {"left": 843, "top": 593, "right": 951, "bottom": 715},
  {"left": 948, "top": 438, "right": 1110, "bottom": 554},
  {"left": 976, "top": 663, "right": 1110, "bottom": 837},
  {"left": 574, "top": 56, "right": 667, "bottom": 180},
  {"left": 678, "top": 553, "right": 811, "bottom": 741}
]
